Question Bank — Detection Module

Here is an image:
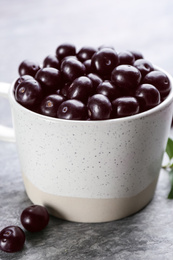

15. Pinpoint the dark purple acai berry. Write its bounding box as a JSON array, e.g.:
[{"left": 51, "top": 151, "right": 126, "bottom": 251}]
[
  {"left": 15, "top": 80, "right": 42, "bottom": 109},
  {"left": 87, "top": 73, "right": 103, "bottom": 92},
  {"left": 91, "top": 48, "right": 119, "bottom": 78},
  {"left": 135, "top": 84, "right": 161, "bottom": 111},
  {"left": 20, "top": 205, "right": 49, "bottom": 232},
  {"left": 87, "top": 94, "right": 112, "bottom": 120},
  {"left": 14, "top": 75, "right": 34, "bottom": 94},
  {"left": 96, "top": 80, "right": 120, "bottom": 101},
  {"left": 15, "top": 45, "right": 171, "bottom": 120},
  {"left": 133, "top": 59, "right": 154, "bottom": 78},
  {"left": 56, "top": 43, "right": 76, "bottom": 61},
  {"left": 0, "top": 226, "right": 25, "bottom": 253},
  {"left": 60, "top": 82, "right": 71, "bottom": 97},
  {"left": 118, "top": 51, "right": 135, "bottom": 65},
  {"left": 40, "top": 94, "right": 65, "bottom": 117},
  {"left": 112, "top": 96, "right": 139, "bottom": 118},
  {"left": 111, "top": 65, "right": 142, "bottom": 92},
  {"left": 35, "top": 67, "right": 62, "bottom": 93},
  {"left": 61, "top": 55, "right": 78, "bottom": 62},
  {"left": 61, "top": 57, "right": 86, "bottom": 83},
  {"left": 18, "top": 60, "right": 40, "bottom": 77},
  {"left": 142, "top": 70, "right": 171, "bottom": 99},
  {"left": 83, "top": 59, "right": 92, "bottom": 74},
  {"left": 77, "top": 46, "right": 97, "bottom": 62},
  {"left": 43, "top": 55, "right": 60, "bottom": 69},
  {"left": 67, "top": 76, "right": 93, "bottom": 103},
  {"left": 57, "top": 99, "right": 87, "bottom": 120},
  {"left": 98, "top": 45, "right": 115, "bottom": 50},
  {"left": 129, "top": 50, "right": 144, "bottom": 60}
]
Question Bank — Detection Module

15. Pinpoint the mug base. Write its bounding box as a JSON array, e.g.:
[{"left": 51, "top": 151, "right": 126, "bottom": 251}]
[{"left": 22, "top": 173, "right": 158, "bottom": 223}]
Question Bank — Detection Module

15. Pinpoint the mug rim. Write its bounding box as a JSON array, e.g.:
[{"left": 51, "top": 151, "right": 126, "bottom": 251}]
[{"left": 9, "top": 65, "right": 173, "bottom": 124}]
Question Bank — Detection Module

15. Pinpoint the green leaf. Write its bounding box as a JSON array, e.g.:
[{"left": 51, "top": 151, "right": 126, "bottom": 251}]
[
  {"left": 168, "top": 187, "right": 173, "bottom": 199},
  {"left": 166, "top": 138, "right": 173, "bottom": 160},
  {"left": 169, "top": 162, "right": 173, "bottom": 168},
  {"left": 167, "top": 168, "right": 173, "bottom": 199}
]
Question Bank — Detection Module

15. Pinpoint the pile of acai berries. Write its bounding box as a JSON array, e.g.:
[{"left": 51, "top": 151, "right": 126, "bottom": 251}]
[{"left": 14, "top": 44, "right": 171, "bottom": 120}]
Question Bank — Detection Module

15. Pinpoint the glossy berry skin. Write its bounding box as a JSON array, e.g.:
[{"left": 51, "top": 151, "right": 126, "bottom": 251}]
[
  {"left": 56, "top": 43, "right": 76, "bottom": 61},
  {"left": 83, "top": 59, "right": 92, "bottom": 74},
  {"left": 118, "top": 51, "right": 135, "bottom": 65},
  {"left": 14, "top": 75, "right": 34, "bottom": 94},
  {"left": 15, "top": 80, "right": 42, "bottom": 109},
  {"left": 67, "top": 76, "right": 93, "bottom": 103},
  {"left": 142, "top": 70, "right": 171, "bottom": 99},
  {"left": 20, "top": 205, "right": 49, "bottom": 232},
  {"left": 87, "top": 73, "right": 103, "bottom": 92},
  {"left": 111, "top": 65, "right": 142, "bottom": 91},
  {"left": 40, "top": 94, "right": 65, "bottom": 117},
  {"left": 91, "top": 48, "right": 119, "bottom": 78},
  {"left": 60, "top": 82, "right": 71, "bottom": 97},
  {"left": 133, "top": 59, "right": 154, "bottom": 78},
  {"left": 0, "top": 226, "right": 25, "bottom": 253},
  {"left": 35, "top": 67, "right": 62, "bottom": 93},
  {"left": 61, "top": 55, "right": 78, "bottom": 63},
  {"left": 112, "top": 96, "right": 139, "bottom": 118},
  {"left": 43, "top": 55, "right": 60, "bottom": 69},
  {"left": 57, "top": 99, "right": 87, "bottom": 120},
  {"left": 129, "top": 50, "right": 144, "bottom": 60},
  {"left": 18, "top": 60, "right": 40, "bottom": 77},
  {"left": 135, "top": 84, "right": 161, "bottom": 111},
  {"left": 16, "top": 46, "right": 169, "bottom": 120},
  {"left": 77, "top": 46, "right": 97, "bottom": 62},
  {"left": 87, "top": 94, "right": 112, "bottom": 120},
  {"left": 98, "top": 45, "right": 115, "bottom": 50},
  {"left": 61, "top": 57, "right": 86, "bottom": 83},
  {"left": 96, "top": 80, "right": 120, "bottom": 101}
]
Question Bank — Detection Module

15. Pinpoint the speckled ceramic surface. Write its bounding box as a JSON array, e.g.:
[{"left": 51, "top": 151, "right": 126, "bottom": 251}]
[
  {"left": 10, "top": 100, "right": 172, "bottom": 200},
  {"left": 0, "top": 67, "right": 173, "bottom": 222}
]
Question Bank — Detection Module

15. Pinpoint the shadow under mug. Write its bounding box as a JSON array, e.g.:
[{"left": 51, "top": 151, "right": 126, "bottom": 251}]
[{"left": 0, "top": 66, "right": 173, "bottom": 223}]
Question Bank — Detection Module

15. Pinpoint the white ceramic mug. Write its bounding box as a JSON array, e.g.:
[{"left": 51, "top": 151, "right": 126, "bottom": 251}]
[{"left": 0, "top": 67, "right": 173, "bottom": 223}]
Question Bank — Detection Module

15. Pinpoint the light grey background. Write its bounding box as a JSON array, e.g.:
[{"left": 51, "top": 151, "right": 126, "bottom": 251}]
[{"left": 0, "top": 0, "right": 173, "bottom": 259}]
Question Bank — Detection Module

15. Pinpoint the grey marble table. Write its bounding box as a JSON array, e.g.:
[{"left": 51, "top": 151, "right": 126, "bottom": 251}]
[
  {"left": 0, "top": 138, "right": 173, "bottom": 260},
  {"left": 1, "top": 0, "right": 173, "bottom": 259}
]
